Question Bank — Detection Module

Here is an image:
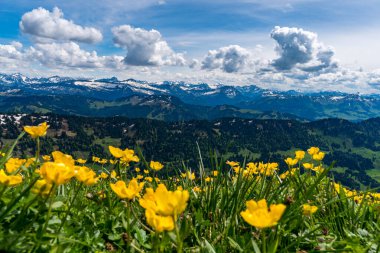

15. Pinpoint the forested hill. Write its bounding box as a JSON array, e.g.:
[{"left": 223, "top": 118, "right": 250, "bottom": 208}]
[{"left": 1, "top": 114, "right": 380, "bottom": 190}]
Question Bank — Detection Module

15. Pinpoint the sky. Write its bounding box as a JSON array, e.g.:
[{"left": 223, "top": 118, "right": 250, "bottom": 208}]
[{"left": 1, "top": 0, "right": 380, "bottom": 93}]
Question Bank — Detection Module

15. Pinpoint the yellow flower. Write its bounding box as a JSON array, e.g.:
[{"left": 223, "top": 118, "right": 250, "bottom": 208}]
[
  {"left": 92, "top": 156, "right": 100, "bottom": 162},
  {"left": 25, "top": 158, "right": 36, "bottom": 168},
  {"left": 145, "top": 209, "right": 175, "bottom": 232},
  {"left": 193, "top": 186, "right": 202, "bottom": 192},
  {"left": 111, "top": 170, "right": 117, "bottom": 179},
  {"left": 312, "top": 165, "right": 324, "bottom": 173},
  {"left": 38, "top": 152, "right": 76, "bottom": 185},
  {"left": 100, "top": 172, "right": 108, "bottom": 179},
  {"left": 23, "top": 122, "right": 49, "bottom": 138},
  {"left": 110, "top": 179, "right": 145, "bottom": 200},
  {"left": 285, "top": 158, "right": 298, "bottom": 167},
  {"left": 212, "top": 170, "right": 219, "bottom": 177},
  {"left": 302, "top": 204, "right": 318, "bottom": 216},
  {"left": 144, "top": 169, "right": 149, "bottom": 174},
  {"left": 5, "top": 158, "right": 26, "bottom": 173},
  {"left": 136, "top": 175, "right": 144, "bottom": 180},
  {"left": 307, "top": 147, "right": 320, "bottom": 155},
  {"left": 181, "top": 171, "right": 195, "bottom": 180},
  {"left": 0, "top": 152, "right": 5, "bottom": 157},
  {"left": 0, "top": 169, "right": 23, "bottom": 186},
  {"left": 42, "top": 155, "right": 51, "bottom": 161},
  {"left": 145, "top": 176, "right": 153, "bottom": 182},
  {"left": 31, "top": 179, "right": 53, "bottom": 196},
  {"left": 98, "top": 159, "right": 108, "bottom": 165},
  {"left": 135, "top": 168, "right": 141, "bottom": 173},
  {"left": 295, "top": 150, "right": 305, "bottom": 160},
  {"left": 76, "top": 158, "right": 87, "bottom": 164},
  {"left": 205, "top": 177, "right": 212, "bottom": 182},
  {"left": 98, "top": 191, "right": 106, "bottom": 199},
  {"left": 226, "top": 161, "right": 239, "bottom": 167},
  {"left": 240, "top": 199, "right": 286, "bottom": 229},
  {"left": 75, "top": 166, "right": 98, "bottom": 185},
  {"left": 312, "top": 152, "right": 325, "bottom": 161},
  {"left": 150, "top": 161, "right": 164, "bottom": 171},
  {"left": 139, "top": 184, "right": 189, "bottom": 217},
  {"left": 302, "top": 163, "right": 314, "bottom": 170},
  {"left": 52, "top": 151, "right": 76, "bottom": 167},
  {"left": 109, "top": 146, "right": 139, "bottom": 164}
]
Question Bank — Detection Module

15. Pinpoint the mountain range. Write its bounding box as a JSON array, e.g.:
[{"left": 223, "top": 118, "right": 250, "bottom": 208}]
[{"left": 1, "top": 73, "right": 380, "bottom": 121}]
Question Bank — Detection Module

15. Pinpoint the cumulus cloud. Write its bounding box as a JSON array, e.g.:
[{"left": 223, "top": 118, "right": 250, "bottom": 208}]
[
  {"left": 112, "top": 25, "right": 185, "bottom": 66},
  {"left": 270, "top": 26, "right": 337, "bottom": 72},
  {"left": 201, "top": 45, "right": 252, "bottom": 73},
  {"left": 0, "top": 42, "right": 23, "bottom": 59},
  {"left": 26, "top": 42, "right": 124, "bottom": 69},
  {"left": 20, "top": 7, "right": 103, "bottom": 44}
]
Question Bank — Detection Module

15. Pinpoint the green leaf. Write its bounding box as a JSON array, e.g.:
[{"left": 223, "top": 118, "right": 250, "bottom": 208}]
[
  {"left": 228, "top": 237, "right": 243, "bottom": 252},
  {"left": 51, "top": 201, "right": 64, "bottom": 209}
]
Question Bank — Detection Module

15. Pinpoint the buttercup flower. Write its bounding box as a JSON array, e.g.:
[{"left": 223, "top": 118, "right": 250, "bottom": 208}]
[
  {"left": 75, "top": 166, "right": 98, "bottom": 185},
  {"left": 312, "top": 152, "right": 325, "bottom": 161},
  {"left": 24, "top": 122, "right": 49, "bottom": 138},
  {"left": 31, "top": 179, "right": 53, "bottom": 196},
  {"left": 285, "top": 158, "right": 298, "bottom": 167},
  {"left": 295, "top": 150, "right": 305, "bottom": 160},
  {"left": 76, "top": 158, "right": 87, "bottom": 164},
  {"left": 145, "top": 209, "right": 175, "bottom": 232},
  {"left": 0, "top": 169, "right": 23, "bottom": 186},
  {"left": 110, "top": 179, "right": 144, "bottom": 200},
  {"left": 5, "top": 158, "right": 26, "bottom": 173},
  {"left": 150, "top": 161, "right": 164, "bottom": 171},
  {"left": 109, "top": 146, "right": 139, "bottom": 164},
  {"left": 240, "top": 199, "right": 286, "bottom": 229},
  {"left": 303, "top": 204, "right": 318, "bottom": 216},
  {"left": 307, "top": 147, "right": 320, "bottom": 155},
  {"left": 139, "top": 184, "right": 189, "bottom": 217}
]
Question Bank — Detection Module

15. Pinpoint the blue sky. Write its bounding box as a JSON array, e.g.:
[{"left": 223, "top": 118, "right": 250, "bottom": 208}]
[{"left": 1, "top": 0, "right": 380, "bottom": 93}]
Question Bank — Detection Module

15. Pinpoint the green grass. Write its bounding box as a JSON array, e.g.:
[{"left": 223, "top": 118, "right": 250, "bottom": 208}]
[{"left": 0, "top": 133, "right": 379, "bottom": 252}]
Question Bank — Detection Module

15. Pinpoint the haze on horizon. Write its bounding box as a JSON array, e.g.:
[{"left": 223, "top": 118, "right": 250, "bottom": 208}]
[{"left": 1, "top": 0, "right": 380, "bottom": 94}]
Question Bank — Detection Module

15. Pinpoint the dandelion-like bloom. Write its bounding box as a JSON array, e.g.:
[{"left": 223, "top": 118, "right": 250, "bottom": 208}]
[
  {"left": 38, "top": 151, "right": 76, "bottom": 185},
  {"left": 240, "top": 199, "right": 286, "bottom": 229},
  {"left": 109, "top": 146, "right": 139, "bottom": 164},
  {"left": 76, "top": 158, "right": 87, "bottom": 164},
  {"left": 0, "top": 169, "right": 23, "bottom": 186},
  {"left": 140, "top": 184, "right": 189, "bottom": 232},
  {"left": 140, "top": 184, "right": 189, "bottom": 217},
  {"left": 42, "top": 155, "right": 51, "bottom": 161},
  {"left": 145, "top": 209, "right": 175, "bottom": 232},
  {"left": 295, "top": 150, "right": 305, "bottom": 160},
  {"left": 31, "top": 179, "right": 53, "bottom": 196},
  {"left": 302, "top": 204, "right": 318, "bottom": 216},
  {"left": 39, "top": 162, "right": 75, "bottom": 185},
  {"left": 226, "top": 161, "right": 239, "bottom": 167},
  {"left": 307, "top": 147, "right": 320, "bottom": 155},
  {"left": 75, "top": 166, "right": 98, "bottom": 185},
  {"left": 150, "top": 161, "right": 164, "bottom": 171},
  {"left": 5, "top": 158, "right": 26, "bottom": 173},
  {"left": 285, "top": 158, "right": 298, "bottom": 167},
  {"left": 302, "top": 163, "right": 314, "bottom": 170},
  {"left": 312, "top": 152, "right": 325, "bottom": 161},
  {"left": 24, "top": 122, "right": 49, "bottom": 138},
  {"left": 110, "top": 179, "right": 144, "bottom": 200}
]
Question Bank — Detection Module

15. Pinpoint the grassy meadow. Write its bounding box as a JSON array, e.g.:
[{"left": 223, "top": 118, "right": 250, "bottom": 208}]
[{"left": 0, "top": 122, "right": 379, "bottom": 252}]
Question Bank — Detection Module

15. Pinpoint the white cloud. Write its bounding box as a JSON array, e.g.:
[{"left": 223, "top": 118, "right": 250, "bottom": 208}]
[
  {"left": 201, "top": 45, "right": 253, "bottom": 73},
  {"left": 112, "top": 25, "right": 186, "bottom": 66},
  {"left": 26, "top": 42, "right": 124, "bottom": 69},
  {"left": 0, "top": 42, "right": 23, "bottom": 59},
  {"left": 270, "top": 26, "right": 337, "bottom": 72},
  {"left": 20, "top": 7, "right": 103, "bottom": 44}
]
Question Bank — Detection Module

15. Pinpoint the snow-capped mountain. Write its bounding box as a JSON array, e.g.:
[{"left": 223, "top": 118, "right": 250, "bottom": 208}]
[{"left": 0, "top": 73, "right": 379, "bottom": 121}]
